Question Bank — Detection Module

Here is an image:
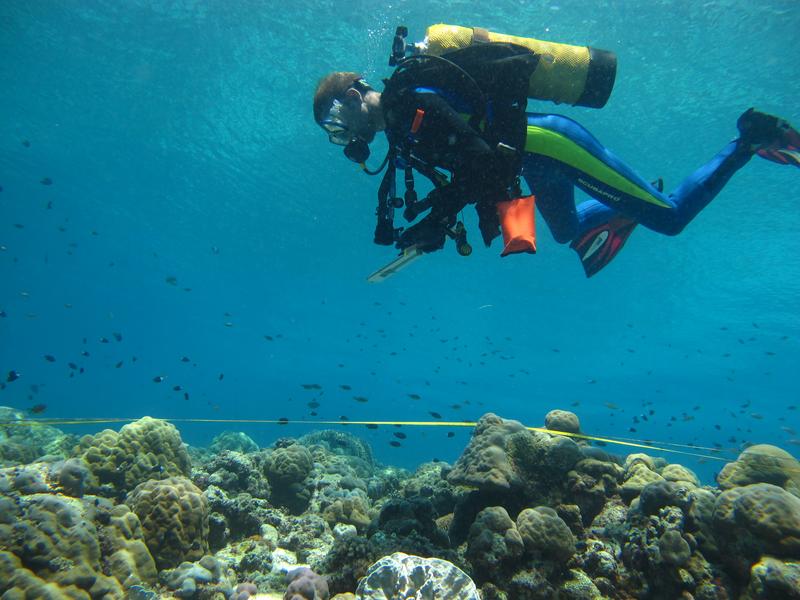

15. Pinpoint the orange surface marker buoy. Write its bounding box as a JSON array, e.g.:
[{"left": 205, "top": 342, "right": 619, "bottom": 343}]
[{"left": 497, "top": 195, "right": 537, "bottom": 256}]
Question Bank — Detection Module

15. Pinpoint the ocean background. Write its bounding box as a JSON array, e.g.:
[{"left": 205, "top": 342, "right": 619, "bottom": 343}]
[{"left": 1, "top": 0, "right": 798, "bottom": 483}]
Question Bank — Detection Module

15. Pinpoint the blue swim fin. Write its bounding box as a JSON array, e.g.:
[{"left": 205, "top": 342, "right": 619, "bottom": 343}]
[{"left": 571, "top": 215, "right": 637, "bottom": 278}]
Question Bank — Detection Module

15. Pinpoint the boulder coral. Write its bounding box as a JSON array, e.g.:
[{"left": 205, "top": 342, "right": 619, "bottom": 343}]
[
  {"left": 516, "top": 506, "right": 577, "bottom": 564},
  {"left": 0, "top": 493, "right": 155, "bottom": 598},
  {"left": 127, "top": 475, "right": 209, "bottom": 569},
  {"left": 716, "top": 444, "right": 800, "bottom": 497},
  {"left": 73, "top": 416, "right": 190, "bottom": 497},
  {"left": 465, "top": 506, "right": 524, "bottom": 574},
  {"left": 713, "top": 482, "right": 800, "bottom": 566}
]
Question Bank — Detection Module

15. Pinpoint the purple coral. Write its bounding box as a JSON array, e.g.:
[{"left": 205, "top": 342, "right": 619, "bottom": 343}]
[{"left": 284, "top": 567, "right": 329, "bottom": 600}]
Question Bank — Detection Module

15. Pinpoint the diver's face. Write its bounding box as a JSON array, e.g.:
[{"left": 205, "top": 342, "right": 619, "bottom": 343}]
[{"left": 322, "top": 89, "right": 376, "bottom": 146}]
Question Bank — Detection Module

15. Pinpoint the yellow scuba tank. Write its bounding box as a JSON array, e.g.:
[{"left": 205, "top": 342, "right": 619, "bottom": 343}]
[{"left": 421, "top": 24, "right": 617, "bottom": 109}]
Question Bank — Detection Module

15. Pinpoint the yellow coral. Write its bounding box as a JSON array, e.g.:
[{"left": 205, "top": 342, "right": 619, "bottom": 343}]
[
  {"left": 74, "top": 417, "right": 190, "bottom": 496},
  {"left": 127, "top": 476, "right": 209, "bottom": 569}
]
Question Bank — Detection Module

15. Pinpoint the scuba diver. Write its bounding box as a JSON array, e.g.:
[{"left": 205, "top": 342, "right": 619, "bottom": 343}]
[{"left": 313, "top": 25, "right": 800, "bottom": 278}]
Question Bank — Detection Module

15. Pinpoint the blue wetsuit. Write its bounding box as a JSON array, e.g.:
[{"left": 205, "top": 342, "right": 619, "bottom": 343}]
[{"left": 522, "top": 113, "right": 751, "bottom": 241}]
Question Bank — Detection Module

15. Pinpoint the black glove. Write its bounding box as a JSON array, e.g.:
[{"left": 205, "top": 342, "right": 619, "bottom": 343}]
[{"left": 396, "top": 212, "right": 447, "bottom": 253}]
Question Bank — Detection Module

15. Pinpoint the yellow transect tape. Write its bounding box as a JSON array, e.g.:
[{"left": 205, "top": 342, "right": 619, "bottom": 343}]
[{"left": 0, "top": 416, "right": 755, "bottom": 463}]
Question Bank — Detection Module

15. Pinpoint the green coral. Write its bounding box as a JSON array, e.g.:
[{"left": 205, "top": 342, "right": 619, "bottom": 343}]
[
  {"left": 73, "top": 417, "right": 190, "bottom": 497},
  {"left": 126, "top": 476, "right": 209, "bottom": 570}
]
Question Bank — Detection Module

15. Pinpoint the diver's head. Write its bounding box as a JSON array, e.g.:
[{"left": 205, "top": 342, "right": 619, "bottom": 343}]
[{"left": 313, "top": 72, "right": 384, "bottom": 163}]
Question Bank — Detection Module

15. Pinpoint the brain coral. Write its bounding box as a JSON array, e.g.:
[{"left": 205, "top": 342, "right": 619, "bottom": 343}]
[
  {"left": 716, "top": 444, "right": 800, "bottom": 497},
  {"left": 355, "top": 552, "right": 479, "bottom": 600},
  {"left": 127, "top": 476, "right": 209, "bottom": 569},
  {"left": 74, "top": 416, "right": 190, "bottom": 496}
]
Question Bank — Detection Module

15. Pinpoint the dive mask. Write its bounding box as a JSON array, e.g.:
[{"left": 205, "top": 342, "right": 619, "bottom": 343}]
[{"left": 322, "top": 99, "right": 371, "bottom": 163}]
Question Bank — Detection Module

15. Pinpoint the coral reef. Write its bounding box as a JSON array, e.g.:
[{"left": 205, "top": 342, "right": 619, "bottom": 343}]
[
  {"left": 1, "top": 411, "right": 799, "bottom": 600},
  {"left": 0, "top": 406, "right": 75, "bottom": 466}
]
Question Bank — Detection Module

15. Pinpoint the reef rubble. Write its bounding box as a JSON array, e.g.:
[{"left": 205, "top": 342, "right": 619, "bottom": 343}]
[{"left": 0, "top": 410, "right": 799, "bottom": 599}]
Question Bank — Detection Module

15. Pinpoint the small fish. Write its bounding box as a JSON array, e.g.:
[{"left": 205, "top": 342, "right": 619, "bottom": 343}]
[
  {"left": 339, "top": 384, "right": 352, "bottom": 390},
  {"left": 278, "top": 417, "right": 289, "bottom": 425},
  {"left": 302, "top": 383, "right": 322, "bottom": 390},
  {"left": 28, "top": 403, "right": 47, "bottom": 414},
  {"left": 429, "top": 411, "right": 442, "bottom": 419},
  {"left": 339, "top": 415, "right": 349, "bottom": 421},
  {"left": 604, "top": 402, "right": 618, "bottom": 410},
  {"left": 781, "top": 426, "right": 797, "bottom": 435},
  {"left": 264, "top": 335, "right": 274, "bottom": 341},
  {"left": 115, "top": 361, "right": 123, "bottom": 368},
  {"left": 40, "top": 177, "right": 53, "bottom": 185},
  {"left": 365, "top": 424, "right": 378, "bottom": 430},
  {"left": 99, "top": 337, "right": 109, "bottom": 343},
  {"left": 22, "top": 140, "right": 30, "bottom": 147},
  {"left": 152, "top": 375, "right": 165, "bottom": 383},
  {"left": 183, "top": 392, "right": 189, "bottom": 400},
  {"left": 180, "top": 356, "right": 190, "bottom": 362},
  {"left": 353, "top": 396, "right": 368, "bottom": 403},
  {"left": 408, "top": 393, "right": 421, "bottom": 400},
  {"left": 0, "top": 311, "right": 6, "bottom": 318},
  {"left": 165, "top": 276, "right": 178, "bottom": 285},
  {"left": 173, "top": 385, "right": 182, "bottom": 391},
  {"left": 113, "top": 332, "right": 122, "bottom": 342},
  {"left": 393, "top": 432, "right": 407, "bottom": 439},
  {"left": 310, "top": 411, "right": 318, "bottom": 416},
  {"left": 150, "top": 464, "right": 164, "bottom": 473},
  {"left": 787, "top": 439, "right": 800, "bottom": 447},
  {"left": 218, "top": 373, "right": 224, "bottom": 381},
  {"left": 6, "top": 370, "right": 19, "bottom": 382},
  {"left": 68, "top": 362, "right": 78, "bottom": 370},
  {"left": 307, "top": 401, "right": 320, "bottom": 409},
  {"left": 389, "top": 441, "right": 402, "bottom": 447},
  {"left": 447, "top": 431, "right": 455, "bottom": 438},
  {"left": 44, "top": 355, "right": 56, "bottom": 362},
  {"left": 750, "top": 413, "right": 764, "bottom": 420}
]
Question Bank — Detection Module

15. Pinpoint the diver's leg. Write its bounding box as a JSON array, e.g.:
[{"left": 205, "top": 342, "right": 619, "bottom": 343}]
[
  {"left": 525, "top": 113, "right": 752, "bottom": 235},
  {"left": 521, "top": 154, "right": 581, "bottom": 243}
]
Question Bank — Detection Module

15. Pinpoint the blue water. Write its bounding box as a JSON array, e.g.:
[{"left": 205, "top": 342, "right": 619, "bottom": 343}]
[{"left": 1, "top": 1, "right": 798, "bottom": 483}]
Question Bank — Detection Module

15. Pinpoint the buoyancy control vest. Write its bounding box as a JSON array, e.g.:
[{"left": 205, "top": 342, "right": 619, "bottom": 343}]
[{"left": 373, "top": 42, "right": 539, "bottom": 247}]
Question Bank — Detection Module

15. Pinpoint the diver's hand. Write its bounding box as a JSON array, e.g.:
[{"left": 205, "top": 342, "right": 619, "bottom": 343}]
[{"left": 396, "top": 214, "right": 446, "bottom": 253}]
